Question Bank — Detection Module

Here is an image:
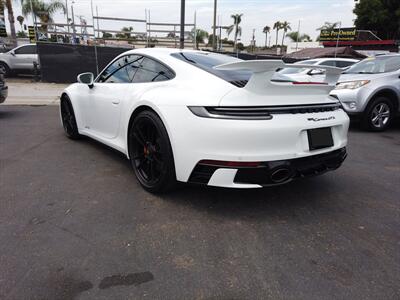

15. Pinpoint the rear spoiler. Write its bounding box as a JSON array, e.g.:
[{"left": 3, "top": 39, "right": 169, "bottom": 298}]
[{"left": 214, "top": 60, "right": 342, "bottom": 92}]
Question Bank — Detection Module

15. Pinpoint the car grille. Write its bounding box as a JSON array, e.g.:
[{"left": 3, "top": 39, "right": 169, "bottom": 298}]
[
  {"left": 266, "top": 103, "right": 342, "bottom": 114},
  {"left": 205, "top": 103, "right": 341, "bottom": 117}
]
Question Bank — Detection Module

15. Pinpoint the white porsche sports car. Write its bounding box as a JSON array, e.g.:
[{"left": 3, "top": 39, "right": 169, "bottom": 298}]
[{"left": 60, "top": 48, "right": 349, "bottom": 192}]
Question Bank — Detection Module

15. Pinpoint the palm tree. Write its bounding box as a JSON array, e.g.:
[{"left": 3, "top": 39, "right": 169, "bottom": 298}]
[
  {"left": 4, "top": 0, "right": 17, "bottom": 46},
  {"left": 22, "top": 0, "right": 66, "bottom": 34},
  {"left": 280, "top": 21, "right": 291, "bottom": 46},
  {"left": 262, "top": 25, "right": 270, "bottom": 47},
  {"left": 273, "top": 21, "right": 281, "bottom": 47},
  {"left": 286, "top": 31, "right": 312, "bottom": 42},
  {"left": 121, "top": 26, "right": 133, "bottom": 39},
  {"left": 317, "top": 22, "right": 340, "bottom": 31},
  {"left": 190, "top": 28, "right": 208, "bottom": 49},
  {"left": 226, "top": 13, "right": 243, "bottom": 51},
  {"left": 301, "top": 34, "right": 311, "bottom": 42},
  {"left": 16, "top": 15, "right": 24, "bottom": 30}
]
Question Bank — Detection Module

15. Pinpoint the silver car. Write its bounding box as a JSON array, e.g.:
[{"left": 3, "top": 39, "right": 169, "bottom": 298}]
[
  {"left": 0, "top": 44, "right": 38, "bottom": 77},
  {"left": 278, "top": 58, "right": 359, "bottom": 82},
  {"left": 330, "top": 54, "right": 400, "bottom": 131}
]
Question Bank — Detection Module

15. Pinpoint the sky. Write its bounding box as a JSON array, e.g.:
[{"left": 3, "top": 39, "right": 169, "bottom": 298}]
[{"left": 8, "top": 0, "right": 357, "bottom": 46}]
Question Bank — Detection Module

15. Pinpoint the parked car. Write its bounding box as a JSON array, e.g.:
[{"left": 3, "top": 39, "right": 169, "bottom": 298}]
[
  {"left": 60, "top": 49, "right": 349, "bottom": 193},
  {"left": 277, "top": 58, "right": 359, "bottom": 82},
  {"left": 0, "top": 44, "right": 38, "bottom": 77},
  {"left": 0, "top": 69, "right": 8, "bottom": 103},
  {"left": 330, "top": 54, "right": 400, "bottom": 131}
]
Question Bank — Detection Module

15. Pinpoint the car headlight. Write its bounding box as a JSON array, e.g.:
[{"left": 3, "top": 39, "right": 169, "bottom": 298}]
[{"left": 335, "top": 80, "right": 370, "bottom": 90}]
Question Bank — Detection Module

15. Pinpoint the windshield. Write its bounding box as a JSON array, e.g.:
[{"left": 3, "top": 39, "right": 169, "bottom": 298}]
[
  {"left": 171, "top": 51, "right": 252, "bottom": 83},
  {"left": 278, "top": 59, "right": 319, "bottom": 74},
  {"left": 344, "top": 56, "right": 400, "bottom": 74}
]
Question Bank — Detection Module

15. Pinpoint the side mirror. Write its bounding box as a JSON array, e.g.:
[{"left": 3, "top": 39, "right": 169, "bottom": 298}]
[
  {"left": 77, "top": 72, "right": 94, "bottom": 88},
  {"left": 308, "top": 69, "right": 325, "bottom": 76},
  {"left": 10, "top": 51, "right": 15, "bottom": 56}
]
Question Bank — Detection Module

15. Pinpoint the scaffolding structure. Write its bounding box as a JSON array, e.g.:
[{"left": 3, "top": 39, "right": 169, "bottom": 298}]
[{"left": 33, "top": 9, "right": 197, "bottom": 49}]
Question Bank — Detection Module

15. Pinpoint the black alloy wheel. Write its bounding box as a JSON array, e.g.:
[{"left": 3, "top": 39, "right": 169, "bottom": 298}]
[
  {"left": 60, "top": 96, "right": 80, "bottom": 139},
  {"left": 129, "top": 110, "right": 176, "bottom": 193}
]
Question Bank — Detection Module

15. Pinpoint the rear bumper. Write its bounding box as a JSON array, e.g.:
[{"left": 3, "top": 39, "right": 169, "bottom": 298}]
[
  {"left": 189, "top": 147, "right": 347, "bottom": 188},
  {"left": 159, "top": 105, "right": 349, "bottom": 184}
]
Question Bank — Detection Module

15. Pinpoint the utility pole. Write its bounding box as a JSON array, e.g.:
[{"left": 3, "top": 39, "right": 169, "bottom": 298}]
[
  {"left": 65, "top": 0, "right": 70, "bottom": 35},
  {"left": 295, "top": 20, "right": 301, "bottom": 51},
  {"left": 90, "top": 0, "right": 99, "bottom": 75},
  {"left": 212, "top": 0, "right": 217, "bottom": 50},
  {"left": 71, "top": 3, "right": 77, "bottom": 43},
  {"left": 179, "top": 0, "right": 185, "bottom": 49},
  {"left": 251, "top": 28, "right": 255, "bottom": 52},
  {"left": 334, "top": 21, "right": 342, "bottom": 58}
]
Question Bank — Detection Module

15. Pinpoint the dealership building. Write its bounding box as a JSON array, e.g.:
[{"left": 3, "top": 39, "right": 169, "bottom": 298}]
[
  {"left": 320, "top": 27, "right": 399, "bottom": 55},
  {"left": 287, "top": 28, "right": 399, "bottom": 56}
]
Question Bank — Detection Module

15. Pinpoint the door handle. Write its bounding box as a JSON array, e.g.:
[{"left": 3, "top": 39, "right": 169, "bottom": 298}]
[{"left": 112, "top": 99, "right": 120, "bottom": 104}]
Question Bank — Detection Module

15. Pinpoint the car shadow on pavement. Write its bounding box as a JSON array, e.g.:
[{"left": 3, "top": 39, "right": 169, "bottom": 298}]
[
  {"left": 160, "top": 175, "right": 347, "bottom": 222},
  {"left": 0, "top": 109, "right": 21, "bottom": 119},
  {"left": 78, "top": 131, "right": 344, "bottom": 222}
]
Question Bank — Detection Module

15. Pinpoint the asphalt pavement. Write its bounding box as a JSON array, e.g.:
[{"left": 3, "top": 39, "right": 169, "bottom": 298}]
[{"left": 1, "top": 106, "right": 399, "bottom": 300}]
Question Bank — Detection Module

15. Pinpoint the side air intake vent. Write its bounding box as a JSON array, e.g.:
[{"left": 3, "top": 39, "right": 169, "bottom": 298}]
[{"left": 229, "top": 80, "right": 248, "bottom": 88}]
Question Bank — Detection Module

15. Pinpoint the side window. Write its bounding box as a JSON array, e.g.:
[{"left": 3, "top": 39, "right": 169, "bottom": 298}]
[
  {"left": 14, "top": 45, "right": 37, "bottom": 55},
  {"left": 336, "top": 61, "right": 355, "bottom": 68},
  {"left": 319, "top": 60, "right": 337, "bottom": 67},
  {"left": 98, "top": 55, "right": 143, "bottom": 83},
  {"left": 132, "top": 57, "right": 175, "bottom": 83}
]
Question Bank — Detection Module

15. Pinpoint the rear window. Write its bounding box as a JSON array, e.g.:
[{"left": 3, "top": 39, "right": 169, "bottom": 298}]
[
  {"left": 171, "top": 51, "right": 251, "bottom": 86},
  {"left": 344, "top": 56, "right": 400, "bottom": 74},
  {"left": 278, "top": 59, "right": 318, "bottom": 74}
]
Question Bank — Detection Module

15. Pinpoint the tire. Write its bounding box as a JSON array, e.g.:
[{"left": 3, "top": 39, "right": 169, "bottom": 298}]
[
  {"left": 128, "top": 110, "right": 176, "bottom": 193},
  {"left": 0, "top": 62, "right": 11, "bottom": 77},
  {"left": 361, "top": 96, "right": 394, "bottom": 132},
  {"left": 60, "top": 96, "right": 81, "bottom": 139}
]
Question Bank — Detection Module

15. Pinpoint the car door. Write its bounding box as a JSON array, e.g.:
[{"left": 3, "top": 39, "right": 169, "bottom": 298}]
[
  {"left": 11, "top": 45, "right": 37, "bottom": 70},
  {"left": 86, "top": 54, "right": 143, "bottom": 139}
]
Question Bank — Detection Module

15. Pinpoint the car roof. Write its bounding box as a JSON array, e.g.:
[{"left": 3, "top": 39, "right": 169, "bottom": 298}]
[
  {"left": 373, "top": 53, "right": 400, "bottom": 57},
  {"left": 121, "top": 47, "right": 202, "bottom": 58},
  {"left": 313, "top": 57, "right": 359, "bottom": 62}
]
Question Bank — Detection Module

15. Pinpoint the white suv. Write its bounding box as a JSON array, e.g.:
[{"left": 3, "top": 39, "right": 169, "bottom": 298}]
[{"left": 0, "top": 44, "right": 38, "bottom": 77}]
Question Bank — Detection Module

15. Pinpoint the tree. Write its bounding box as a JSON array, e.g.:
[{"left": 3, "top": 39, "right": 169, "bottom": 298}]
[
  {"left": 102, "top": 31, "right": 112, "bottom": 39},
  {"left": 17, "top": 30, "right": 27, "bottom": 37},
  {"left": 190, "top": 28, "right": 208, "bottom": 49},
  {"left": 226, "top": 13, "right": 243, "bottom": 51},
  {"left": 262, "top": 25, "right": 270, "bottom": 47},
  {"left": 236, "top": 42, "right": 245, "bottom": 51},
  {"left": 273, "top": 21, "right": 281, "bottom": 47},
  {"left": 317, "top": 22, "right": 340, "bottom": 31},
  {"left": 221, "top": 37, "right": 234, "bottom": 46},
  {"left": 167, "top": 31, "right": 176, "bottom": 38},
  {"left": 116, "top": 26, "right": 134, "bottom": 39},
  {"left": 286, "top": 31, "right": 312, "bottom": 42},
  {"left": 16, "top": 15, "right": 24, "bottom": 30},
  {"left": 207, "top": 33, "right": 220, "bottom": 46},
  {"left": 4, "top": 0, "right": 17, "bottom": 46},
  {"left": 22, "top": 0, "right": 66, "bottom": 33},
  {"left": 280, "top": 21, "right": 291, "bottom": 46},
  {"left": 354, "top": 0, "right": 400, "bottom": 40}
]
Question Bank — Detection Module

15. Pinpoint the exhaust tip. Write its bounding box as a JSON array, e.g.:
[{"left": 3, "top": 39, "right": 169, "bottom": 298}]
[{"left": 270, "top": 168, "right": 292, "bottom": 184}]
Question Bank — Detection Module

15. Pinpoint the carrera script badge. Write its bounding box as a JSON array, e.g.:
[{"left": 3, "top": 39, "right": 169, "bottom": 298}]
[{"left": 307, "top": 116, "right": 335, "bottom": 122}]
